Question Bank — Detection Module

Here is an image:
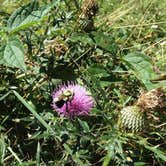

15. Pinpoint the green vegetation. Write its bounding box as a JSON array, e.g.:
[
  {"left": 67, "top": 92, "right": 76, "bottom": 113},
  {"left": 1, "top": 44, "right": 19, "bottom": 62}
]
[{"left": 0, "top": 0, "right": 165, "bottom": 165}]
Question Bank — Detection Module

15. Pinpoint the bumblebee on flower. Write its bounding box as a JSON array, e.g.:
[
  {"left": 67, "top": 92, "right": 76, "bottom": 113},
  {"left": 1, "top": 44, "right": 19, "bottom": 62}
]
[{"left": 52, "top": 82, "right": 95, "bottom": 117}]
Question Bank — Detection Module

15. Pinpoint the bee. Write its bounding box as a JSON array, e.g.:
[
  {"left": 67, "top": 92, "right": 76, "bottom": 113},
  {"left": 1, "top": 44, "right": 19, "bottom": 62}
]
[{"left": 53, "top": 90, "right": 74, "bottom": 109}]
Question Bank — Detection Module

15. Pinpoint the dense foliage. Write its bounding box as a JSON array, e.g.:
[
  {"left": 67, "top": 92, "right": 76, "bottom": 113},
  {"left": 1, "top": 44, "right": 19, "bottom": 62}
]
[{"left": 0, "top": 0, "right": 165, "bottom": 165}]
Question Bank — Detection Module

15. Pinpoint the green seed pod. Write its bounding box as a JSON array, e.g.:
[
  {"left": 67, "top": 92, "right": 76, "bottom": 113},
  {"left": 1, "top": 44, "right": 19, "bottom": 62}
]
[{"left": 118, "top": 106, "right": 146, "bottom": 132}]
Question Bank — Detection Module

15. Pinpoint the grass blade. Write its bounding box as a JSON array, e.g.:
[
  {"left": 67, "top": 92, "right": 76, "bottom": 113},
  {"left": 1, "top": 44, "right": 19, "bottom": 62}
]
[
  {"left": 36, "top": 141, "right": 40, "bottom": 166},
  {"left": 7, "top": 146, "right": 22, "bottom": 164},
  {"left": 13, "top": 90, "right": 55, "bottom": 134}
]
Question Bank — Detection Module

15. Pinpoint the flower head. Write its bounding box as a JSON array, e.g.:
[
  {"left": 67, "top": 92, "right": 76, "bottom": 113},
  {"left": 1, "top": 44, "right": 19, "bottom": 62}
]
[
  {"left": 136, "top": 87, "right": 165, "bottom": 110},
  {"left": 52, "top": 82, "right": 95, "bottom": 117}
]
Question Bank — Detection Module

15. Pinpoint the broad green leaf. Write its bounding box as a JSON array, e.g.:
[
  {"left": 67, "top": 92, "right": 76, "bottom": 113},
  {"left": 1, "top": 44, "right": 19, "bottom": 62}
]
[
  {"left": 0, "top": 37, "right": 26, "bottom": 70},
  {"left": 123, "top": 52, "right": 156, "bottom": 90},
  {"left": 7, "top": 0, "right": 50, "bottom": 33},
  {"left": 93, "top": 31, "right": 117, "bottom": 54}
]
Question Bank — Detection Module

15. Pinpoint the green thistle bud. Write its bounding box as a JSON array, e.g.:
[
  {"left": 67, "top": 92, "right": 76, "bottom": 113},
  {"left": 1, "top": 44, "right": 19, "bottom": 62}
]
[{"left": 118, "top": 106, "right": 145, "bottom": 132}]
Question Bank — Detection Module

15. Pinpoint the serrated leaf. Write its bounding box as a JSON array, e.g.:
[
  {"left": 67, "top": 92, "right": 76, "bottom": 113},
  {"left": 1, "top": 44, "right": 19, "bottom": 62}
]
[
  {"left": 0, "top": 37, "right": 26, "bottom": 70},
  {"left": 123, "top": 52, "right": 157, "bottom": 90},
  {"left": 7, "top": 0, "right": 50, "bottom": 33}
]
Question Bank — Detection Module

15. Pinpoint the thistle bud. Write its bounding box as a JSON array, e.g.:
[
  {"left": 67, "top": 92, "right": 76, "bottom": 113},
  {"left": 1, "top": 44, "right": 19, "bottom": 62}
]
[{"left": 118, "top": 106, "right": 146, "bottom": 132}]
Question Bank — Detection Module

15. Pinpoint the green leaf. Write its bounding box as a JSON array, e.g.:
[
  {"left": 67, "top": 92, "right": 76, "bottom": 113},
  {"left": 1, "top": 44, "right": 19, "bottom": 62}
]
[
  {"left": 0, "top": 37, "right": 26, "bottom": 70},
  {"left": 63, "top": 144, "right": 72, "bottom": 155},
  {"left": 36, "top": 142, "right": 40, "bottom": 166},
  {"left": 88, "top": 65, "right": 110, "bottom": 77},
  {"left": 100, "top": 81, "right": 114, "bottom": 87},
  {"left": 0, "top": 91, "right": 11, "bottom": 101},
  {"left": 0, "top": 135, "right": 6, "bottom": 165},
  {"left": 7, "top": 0, "right": 50, "bottom": 33},
  {"left": 12, "top": 90, "right": 55, "bottom": 135},
  {"left": 78, "top": 119, "right": 90, "bottom": 132},
  {"left": 7, "top": 146, "right": 22, "bottom": 164},
  {"left": 144, "top": 144, "right": 166, "bottom": 162},
  {"left": 70, "top": 33, "right": 94, "bottom": 45},
  {"left": 0, "top": 45, "right": 5, "bottom": 64},
  {"left": 102, "top": 151, "right": 114, "bottom": 166},
  {"left": 93, "top": 31, "right": 117, "bottom": 54},
  {"left": 136, "top": 136, "right": 166, "bottom": 162},
  {"left": 123, "top": 52, "right": 156, "bottom": 90},
  {"left": 134, "top": 162, "right": 147, "bottom": 166}
]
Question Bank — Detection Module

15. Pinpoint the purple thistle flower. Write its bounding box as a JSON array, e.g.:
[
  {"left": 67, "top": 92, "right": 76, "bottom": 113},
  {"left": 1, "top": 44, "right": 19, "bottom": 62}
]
[{"left": 51, "top": 82, "right": 95, "bottom": 117}]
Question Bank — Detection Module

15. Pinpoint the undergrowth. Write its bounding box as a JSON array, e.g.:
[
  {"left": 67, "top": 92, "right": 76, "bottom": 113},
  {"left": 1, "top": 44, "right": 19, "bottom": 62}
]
[{"left": 0, "top": 0, "right": 165, "bottom": 165}]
